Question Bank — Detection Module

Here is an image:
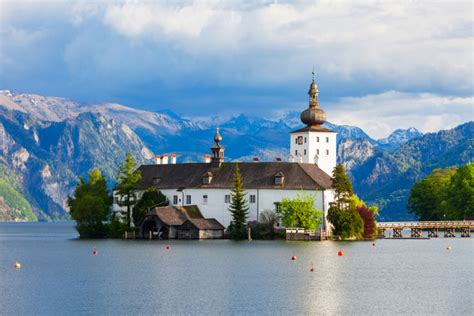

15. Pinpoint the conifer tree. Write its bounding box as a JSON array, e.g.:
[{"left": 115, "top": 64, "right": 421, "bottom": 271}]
[
  {"left": 228, "top": 164, "right": 249, "bottom": 240},
  {"left": 327, "top": 163, "right": 364, "bottom": 239},
  {"left": 116, "top": 152, "right": 141, "bottom": 227},
  {"left": 331, "top": 163, "right": 353, "bottom": 211}
]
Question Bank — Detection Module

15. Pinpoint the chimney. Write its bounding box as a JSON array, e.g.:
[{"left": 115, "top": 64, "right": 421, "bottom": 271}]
[
  {"left": 276, "top": 157, "right": 282, "bottom": 162},
  {"left": 155, "top": 155, "right": 161, "bottom": 165},
  {"left": 253, "top": 157, "right": 259, "bottom": 162},
  {"left": 171, "top": 153, "right": 176, "bottom": 164},
  {"left": 204, "top": 154, "right": 211, "bottom": 163},
  {"left": 162, "top": 154, "right": 169, "bottom": 164}
]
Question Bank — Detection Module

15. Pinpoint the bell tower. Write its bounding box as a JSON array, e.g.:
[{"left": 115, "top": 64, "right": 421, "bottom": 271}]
[
  {"left": 289, "top": 72, "right": 337, "bottom": 176},
  {"left": 211, "top": 128, "right": 224, "bottom": 165}
]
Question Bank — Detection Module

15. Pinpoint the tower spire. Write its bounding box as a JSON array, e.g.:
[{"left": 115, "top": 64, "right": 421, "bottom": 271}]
[
  {"left": 211, "top": 128, "right": 224, "bottom": 165},
  {"left": 300, "top": 72, "right": 327, "bottom": 126}
]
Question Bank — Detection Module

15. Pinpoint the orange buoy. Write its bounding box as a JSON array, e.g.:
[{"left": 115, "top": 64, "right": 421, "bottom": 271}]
[
  {"left": 446, "top": 246, "right": 452, "bottom": 251},
  {"left": 337, "top": 250, "right": 344, "bottom": 257},
  {"left": 291, "top": 255, "right": 297, "bottom": 261},
  {"left": 166, "top": 245, "right": 171, "bottom": 250},
  {"left": 14, "top": 261, "right": 21, "bottom": 269}
]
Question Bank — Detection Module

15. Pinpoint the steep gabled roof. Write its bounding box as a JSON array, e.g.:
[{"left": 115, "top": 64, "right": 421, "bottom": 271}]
[
  {"left": 135, "top": 162, "right": 332, "bottom": 190},
  {"left": 146, "top": 205, "right": 203, "bottom": 226},
  {"left": 182, "top": 218, "right": 225, "bottom": 230}
]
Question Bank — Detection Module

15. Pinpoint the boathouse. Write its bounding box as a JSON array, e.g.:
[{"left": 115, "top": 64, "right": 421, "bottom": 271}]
[{"left": 140, "top": 205, "right": 224, "bottom": 239}]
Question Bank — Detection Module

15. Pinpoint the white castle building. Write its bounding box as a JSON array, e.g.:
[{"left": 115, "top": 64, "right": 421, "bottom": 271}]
[{"left": 113, "top": 76, "right": 337, "bottom": 232}]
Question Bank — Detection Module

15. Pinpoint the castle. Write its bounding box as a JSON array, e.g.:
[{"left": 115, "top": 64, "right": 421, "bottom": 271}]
[{"left": 113, "top": 75, "right": 337, "bottom": 232}]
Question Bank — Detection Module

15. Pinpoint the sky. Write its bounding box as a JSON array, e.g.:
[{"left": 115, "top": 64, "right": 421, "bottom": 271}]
[{"left": 0, "top": 0, "right": 472, "bottom": 138}]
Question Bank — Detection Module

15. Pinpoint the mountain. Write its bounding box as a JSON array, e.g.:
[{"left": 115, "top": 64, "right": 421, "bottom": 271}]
[
  {"left": 0, "top": 105, "right": 153, "bottom": 220},
  {"left": 378, "top": 127, "right": 423, "bottom": 151},
  {"left": 0, "top": 90, "right": 471, "bottom": 221},
  {"left": 351, "top": 122, "right": 473, "bottom": 220}
]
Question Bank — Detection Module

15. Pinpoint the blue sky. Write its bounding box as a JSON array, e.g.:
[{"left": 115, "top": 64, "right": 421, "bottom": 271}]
[{"left": 0, "top": 0, "right": 472, "bottom": 138}]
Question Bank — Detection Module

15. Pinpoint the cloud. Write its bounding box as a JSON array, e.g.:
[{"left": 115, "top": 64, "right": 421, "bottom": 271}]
[
  {"left": 326, "top": 91, "right": 473, "bottom": 138},
  {"left": 0, "top": 0, "right": 472, "bottom": 137}
]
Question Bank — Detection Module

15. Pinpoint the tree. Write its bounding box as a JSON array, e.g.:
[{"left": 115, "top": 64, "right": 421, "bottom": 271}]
[
  {"left": 68, "top": 169, "right": 112, "bottom": 238},
  {"left": 228, "top": 164, "right": 249, "bottom": 240},
  {"left": 331, "top": 163, "right": 353, "bottom": 211},
  {"left": 327, "top": 164, "right": 364, "bottom": 239},
  {"left": 447, "top": 164, "right": 474, "bottom": 219},
  {"left": 133, "top": 188, "right": 169, "bottom": 228},
  {"left": 250, "top": 210, "right": 281, "bottom": 240},
  {"left": 356, "top": 205, "right": 378, "bottom": 239},
  {"left": 116, "top": 152, "right": 142, "bottom": 227},
  {"left": 408, "top": 167, "right": 456, "bottom": 220},
  {"left": 277, "top": 193, "right": 322, "bottom": 231}
]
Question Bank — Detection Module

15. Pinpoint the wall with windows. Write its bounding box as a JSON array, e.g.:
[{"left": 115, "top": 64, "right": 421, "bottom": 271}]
[
  {"left": 112, "top": 187, "right": 335, "bottom": 231},
  {"left": 157, "top": 188, "right": 333, "bottom": 228},
  {"left": 289, "top": 131, "right": 337, "bottom": 176}
]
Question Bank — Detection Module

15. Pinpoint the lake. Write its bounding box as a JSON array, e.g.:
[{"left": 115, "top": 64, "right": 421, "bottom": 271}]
[{"left": 0, "top": 223, "right": 472, "bottom": 315}]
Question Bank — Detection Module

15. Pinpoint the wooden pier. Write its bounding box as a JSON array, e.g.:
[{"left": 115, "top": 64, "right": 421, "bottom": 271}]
[{"left": 377, "top": 221, "right": 473, "bottom": 239}]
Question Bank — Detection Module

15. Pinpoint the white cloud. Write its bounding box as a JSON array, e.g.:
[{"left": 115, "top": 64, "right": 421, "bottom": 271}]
[
  {"left": 98, "top": 0, "right": 473, "bottom": 93},
  {"left": 326, "top": 91, "right": 473, "bottom": 138}
]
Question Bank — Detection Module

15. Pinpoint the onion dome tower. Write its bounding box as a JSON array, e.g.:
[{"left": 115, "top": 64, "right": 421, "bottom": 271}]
[
  {"left": 211, "top": 128, "right": 224, "bottom": 165},
  {"left": 289, "top": 71, "right": 337, "bottom": 177},
  {"left": 300, "top": 71, "right": 327, "bottom": 126}
]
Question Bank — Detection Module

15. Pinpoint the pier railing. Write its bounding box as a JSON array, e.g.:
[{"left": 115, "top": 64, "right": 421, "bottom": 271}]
[
  {"left": 377, "top": 221, "right": 474, "bottom": 229},
  {"left": 376, "top": 221, "right": 473, "bottom": 238}
]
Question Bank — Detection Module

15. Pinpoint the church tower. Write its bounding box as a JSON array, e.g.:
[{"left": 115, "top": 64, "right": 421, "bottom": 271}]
[{"left": 289, "top": 73, "right": 337, "bottom": 176}]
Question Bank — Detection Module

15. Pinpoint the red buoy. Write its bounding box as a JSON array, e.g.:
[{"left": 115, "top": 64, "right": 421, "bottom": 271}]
[
  {"left": 92, "top": 249, "right": 98, "bottom": 256},
  {"left": 165, "top": 245, "right": 171, "bottom": 250},
  {"left": 310, "top": 267, "right": 314, "bottom": 272},
  {"left": 291, "top": 255, "right": 297, "bottom": 261},
  {"left": 337, "top": 250, "right": 344, "bottom": 257}
]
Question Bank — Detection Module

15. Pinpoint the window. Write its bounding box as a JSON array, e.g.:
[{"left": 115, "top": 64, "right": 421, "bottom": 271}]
[
  {"left": 225, "top": 195, "right": 231, "bottom": 203},
  {"left": 295, "top": 138, "right": 297, "bottom": 144},
  {"left": 304, "top": 137, "right": 307, "bottom": 143},
  {"left": 203, "top": 194, "right": 208, "bottom": 204},
  {"left": 250, "top": 195, "right": 256, "bottom": 203},
  {"left": 326, "top": 150, "right": 329, "bottom": 155},
  {"left": 295, "top": 150, "right": 298, "bottom": 155},
  {"left": 326, "top": 137, "right": 329, "bottom": 143},
  {"left": 113, "top": 197, "right": 119, "bottom": 204},
  {"left": 304, "top": 149, "right": 307, "bottom": 155},
  {"left": 186, "top": 195, "right": 191, "bottom": 204},
  {"left": 274, "top": 202, "right": 281, "bottom": 212},
  {"left": 173, "top": 195, "right": 178, "bottom": 205},
  {"left": 317, "top": 137, "right": 320, "bottom": 142},
  {"left": 317, "top": 149, "right": 320, "bottom": 155}
]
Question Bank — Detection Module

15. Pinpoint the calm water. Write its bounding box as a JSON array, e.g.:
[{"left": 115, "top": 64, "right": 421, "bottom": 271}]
[{"left": 0, "top": 223, "right": 472, "bottom": 315}]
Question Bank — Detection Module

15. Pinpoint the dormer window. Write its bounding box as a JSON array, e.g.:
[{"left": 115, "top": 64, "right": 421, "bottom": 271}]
[
  {"left": 202, "top": 172, "right": 213, "bottom": 185},
  {"left": 274, "top": 172, "right": 285, "bottom": 186},
  {"left": 152, "top": 177, "right": 160, "bottom": 185}
]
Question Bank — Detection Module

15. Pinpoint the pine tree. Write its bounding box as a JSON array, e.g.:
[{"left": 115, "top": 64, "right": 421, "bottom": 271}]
[
  {"left": 327, "top": 163, "right": 364, "bottom": 239},
  {"left": 228, "top": 164, "right": 249, "bottom": 240},
  {"left": 331, "top": 163, "right": 353, "bottom": 211},
  {"left": 116, "top": 152, "right": 142, "bottom": 227}
]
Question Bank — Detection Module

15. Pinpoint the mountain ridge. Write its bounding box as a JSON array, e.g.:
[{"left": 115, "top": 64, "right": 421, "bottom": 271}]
[{"left": 0, "top": 90, "right": 471, "bottom": 221}]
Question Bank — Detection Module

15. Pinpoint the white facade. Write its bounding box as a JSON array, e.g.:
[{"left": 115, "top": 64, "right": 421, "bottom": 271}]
[
  {"left": 114, "top": 187, "right": 334, "bottom": 230},
  {"left": 289, "top": 130, "right": 337, "bottom": 176}
]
